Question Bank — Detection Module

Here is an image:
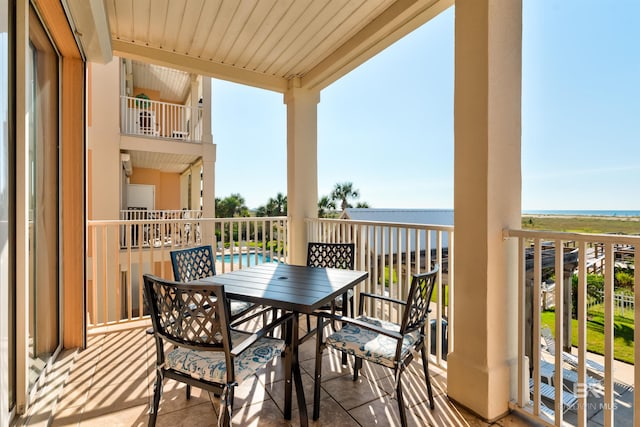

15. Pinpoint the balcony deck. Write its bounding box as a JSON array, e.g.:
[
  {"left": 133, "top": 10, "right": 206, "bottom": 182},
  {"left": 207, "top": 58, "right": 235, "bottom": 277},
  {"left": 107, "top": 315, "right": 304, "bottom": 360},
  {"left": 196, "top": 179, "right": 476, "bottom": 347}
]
[{"left": 23, "top": 320, "right": 537, "bottom": 427}]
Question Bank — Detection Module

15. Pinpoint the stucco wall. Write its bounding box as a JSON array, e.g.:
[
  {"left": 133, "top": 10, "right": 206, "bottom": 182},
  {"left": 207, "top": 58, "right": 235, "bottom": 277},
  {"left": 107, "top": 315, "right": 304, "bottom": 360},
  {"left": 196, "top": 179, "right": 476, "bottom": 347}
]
[{"left": 129, "top": 167, "right": 181, "bottom": 210}]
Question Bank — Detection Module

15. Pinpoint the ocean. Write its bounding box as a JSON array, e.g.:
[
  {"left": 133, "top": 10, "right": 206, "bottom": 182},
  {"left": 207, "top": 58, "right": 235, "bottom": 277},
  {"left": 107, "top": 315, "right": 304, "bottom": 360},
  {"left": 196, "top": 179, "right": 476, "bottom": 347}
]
[{"left": 523, "top": 210, "right": 640, "bottom": 217}]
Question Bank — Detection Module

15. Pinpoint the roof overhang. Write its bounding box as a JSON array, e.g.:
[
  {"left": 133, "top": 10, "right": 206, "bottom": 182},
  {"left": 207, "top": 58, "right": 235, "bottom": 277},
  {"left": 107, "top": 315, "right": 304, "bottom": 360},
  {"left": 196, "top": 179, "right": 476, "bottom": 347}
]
[{"left": 99, "top": 0, "right": 453, "bottom": 93}]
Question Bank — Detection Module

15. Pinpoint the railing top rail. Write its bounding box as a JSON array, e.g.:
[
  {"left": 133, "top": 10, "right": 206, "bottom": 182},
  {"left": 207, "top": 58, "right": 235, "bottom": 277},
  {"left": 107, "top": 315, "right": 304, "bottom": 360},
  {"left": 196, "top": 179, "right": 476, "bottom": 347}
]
[
  {"left": 505, "top": 228, "right": 640, "bottom": 245},
  {"left": 307, "top": 217, "right": 454, "bottom": 232},
  {"left": 121, "top": 94, "right": 202, "bottom": 110},
  {"left": 88, "top": 216, "right": 287, "bottom": 226}
]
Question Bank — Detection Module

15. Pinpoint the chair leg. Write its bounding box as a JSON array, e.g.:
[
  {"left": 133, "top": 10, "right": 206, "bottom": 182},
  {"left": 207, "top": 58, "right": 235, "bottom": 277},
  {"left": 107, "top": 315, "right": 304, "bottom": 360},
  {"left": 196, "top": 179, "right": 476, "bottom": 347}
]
[
  {"left": 353, "top": 356, "right": 362, "bottom": 380},
  {"left": 421, "top": 347, "right": 435, "bottom": 410},
  {"left": 149, "top": 370, "right": 162, "bottom": 427},
  {"left": 186, "top": 384, "right": 191, "bottom": 400},
  {"left": 396, "top": 371, "right": 408, "bottom": 427},
  {"left": 339, "top": 301, "right": 348, "bottom": 366}
]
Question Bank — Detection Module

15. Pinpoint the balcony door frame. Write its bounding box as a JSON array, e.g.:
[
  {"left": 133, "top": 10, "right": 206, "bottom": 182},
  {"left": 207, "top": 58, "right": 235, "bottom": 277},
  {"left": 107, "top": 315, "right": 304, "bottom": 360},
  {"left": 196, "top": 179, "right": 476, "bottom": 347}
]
[{"left": 14, "top": 0, "right": 86, "bottom": 415}]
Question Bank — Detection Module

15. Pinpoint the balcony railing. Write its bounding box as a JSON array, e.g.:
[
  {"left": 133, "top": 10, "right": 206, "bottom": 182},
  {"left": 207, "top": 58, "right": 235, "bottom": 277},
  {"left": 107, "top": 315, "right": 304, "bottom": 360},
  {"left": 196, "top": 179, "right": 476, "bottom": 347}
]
[
  {"left": 505, "top": 228, "right": 639, "bottom": 426},
  {"left": 120, "top": 95, "right": 203, "bottom": 142},
  {"left": 307, "top": 218, "right": 453, "bottom": 369},
  {"left": 87, "top": 216, "right": 288, "bottom": 328}
]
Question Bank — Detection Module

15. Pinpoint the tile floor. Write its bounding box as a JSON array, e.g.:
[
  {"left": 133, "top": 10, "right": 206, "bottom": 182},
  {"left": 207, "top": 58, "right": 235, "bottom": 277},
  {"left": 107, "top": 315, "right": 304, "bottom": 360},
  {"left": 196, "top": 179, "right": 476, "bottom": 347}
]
[{"left": 20, "top": 320, "right": 540, "bottom": 427}]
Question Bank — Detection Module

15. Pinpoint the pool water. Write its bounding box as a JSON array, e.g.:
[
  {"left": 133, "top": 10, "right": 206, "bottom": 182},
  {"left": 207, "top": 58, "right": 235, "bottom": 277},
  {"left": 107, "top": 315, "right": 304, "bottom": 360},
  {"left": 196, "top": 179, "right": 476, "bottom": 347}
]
[{"left": 216, "top": 253, "right": 271, "bottom": 265}]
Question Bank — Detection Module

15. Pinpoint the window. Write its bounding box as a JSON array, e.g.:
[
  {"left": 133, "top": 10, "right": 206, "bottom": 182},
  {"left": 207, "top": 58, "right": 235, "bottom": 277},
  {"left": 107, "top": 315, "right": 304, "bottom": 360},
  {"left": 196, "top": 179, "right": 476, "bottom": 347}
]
[
  {"left": 0, "top": 0, "right": 14, "bottom": 416},
  {"left": 27, "top": 6, "right": 60, "bottom": 389}
]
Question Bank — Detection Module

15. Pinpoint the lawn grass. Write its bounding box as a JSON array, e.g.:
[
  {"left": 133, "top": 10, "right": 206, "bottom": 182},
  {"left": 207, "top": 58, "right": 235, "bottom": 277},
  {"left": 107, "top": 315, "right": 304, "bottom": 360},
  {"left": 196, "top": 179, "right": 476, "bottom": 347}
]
[{"left": 541, "top": 310, "right": 634, "bottom": 364}]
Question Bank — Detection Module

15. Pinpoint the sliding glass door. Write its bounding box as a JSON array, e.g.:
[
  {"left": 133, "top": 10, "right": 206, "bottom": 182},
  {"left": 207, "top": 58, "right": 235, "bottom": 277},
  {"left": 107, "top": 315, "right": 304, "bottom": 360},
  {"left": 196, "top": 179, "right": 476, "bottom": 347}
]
[
  {"left": 0, "top": 0, "right": 14, "bottom": 420},
  {"left": 26, "top": 6, "right": 59, "bottom": 389}
]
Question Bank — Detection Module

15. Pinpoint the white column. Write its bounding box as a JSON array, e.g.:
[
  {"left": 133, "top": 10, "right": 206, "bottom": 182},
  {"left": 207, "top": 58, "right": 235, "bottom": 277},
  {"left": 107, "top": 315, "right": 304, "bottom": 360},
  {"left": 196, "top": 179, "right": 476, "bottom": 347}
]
[
  {"left": 447, "top": 0, "right": 522, "bottom": 421},
  {"left": 284, "top": 79, "right": 319, "bottom": 265},
  {"left": 202, "top": 160, "right": 215, "bottom": 218},
  {"left": 201, "top": 76, "right": 213, "bottom": 144}
]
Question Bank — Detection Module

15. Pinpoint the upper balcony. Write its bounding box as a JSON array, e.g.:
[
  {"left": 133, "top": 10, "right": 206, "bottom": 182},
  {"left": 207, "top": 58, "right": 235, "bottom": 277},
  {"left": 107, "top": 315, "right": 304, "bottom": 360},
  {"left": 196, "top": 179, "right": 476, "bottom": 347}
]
[
  {"left": 120, "top": 95, "right": 204, "bottom": 143},
  {"left": 118, "top": 59, "right": 211, "bottom": 146}
]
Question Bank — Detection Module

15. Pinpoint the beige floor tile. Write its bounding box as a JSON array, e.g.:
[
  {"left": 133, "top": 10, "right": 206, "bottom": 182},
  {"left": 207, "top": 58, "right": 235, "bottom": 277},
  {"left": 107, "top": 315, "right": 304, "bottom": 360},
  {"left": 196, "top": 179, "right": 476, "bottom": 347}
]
[
  {"left": 226, "top": 398, "right": 291, "bottom": 427},
  {"left": 374, "top": 371, "right": 447, "bottom": 409},
  {"left": 300, "top": 350, "right": 355, "bottom": 384},
  {"left": 150, "top": 382, "right": 214, "bottom": 416},
  {"left": 83, "top": 376, "right": 149, "bottom": 414},
  {"left": 79, "top": 404, "right": 148, "bottom": 427},
  {"left": 207, "top": 375, "right": 272, "bottom": 410},
  {"left": 154, "top": 401, "right": 218, "bottom": 427},
  {"left": 296, "top": 397, "right": 360, "bottom": 427},
  {"left": 321, "top": 373, "right": 387, "bottom": 411},
  {"left": 348, "top": 394, "right": 424, "bottom": 427},
  {"left": 55, "top": 381, "right": 92, "bottom": 411},
  {"left": 91, "top": 355, "right": 151, "bottom": 391},
  {"left": 50, "top": 406, "right": 83, "bottom": 427},
  {"left": 265, "top": 371, "right": 329, "bottom": 413},
  {"left": 418, "top": 394, "right": 489, "bottom": 427}
]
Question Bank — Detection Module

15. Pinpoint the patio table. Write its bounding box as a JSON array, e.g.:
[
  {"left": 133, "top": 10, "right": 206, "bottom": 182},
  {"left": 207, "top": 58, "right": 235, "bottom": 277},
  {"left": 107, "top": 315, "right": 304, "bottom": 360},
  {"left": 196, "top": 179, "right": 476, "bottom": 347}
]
[{"left": 199, "top": 263, "right": 368, "bottom": 427}]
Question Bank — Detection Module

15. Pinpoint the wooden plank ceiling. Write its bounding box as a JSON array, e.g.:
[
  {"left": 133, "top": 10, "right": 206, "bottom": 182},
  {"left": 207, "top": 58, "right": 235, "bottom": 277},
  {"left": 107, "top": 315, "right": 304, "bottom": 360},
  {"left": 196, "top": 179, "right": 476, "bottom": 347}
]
[{"left": 105, "top": 0, "right": 451, "bottom": 93}]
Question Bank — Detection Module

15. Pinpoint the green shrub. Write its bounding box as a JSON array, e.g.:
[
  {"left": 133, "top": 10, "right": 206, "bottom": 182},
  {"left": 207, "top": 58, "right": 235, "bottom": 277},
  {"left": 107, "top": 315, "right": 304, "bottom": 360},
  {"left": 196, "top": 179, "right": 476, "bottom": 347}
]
[
  {"left": 571, "top": 273, "right": 605, "bottom": 318},
  {"left": 615, "top": 270, "right": 634, "bottom": 289}
]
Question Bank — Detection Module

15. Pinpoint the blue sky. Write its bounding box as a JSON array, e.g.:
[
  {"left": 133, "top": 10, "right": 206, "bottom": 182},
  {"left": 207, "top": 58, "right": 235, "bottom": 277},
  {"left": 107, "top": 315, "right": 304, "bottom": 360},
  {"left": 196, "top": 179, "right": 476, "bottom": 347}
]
[{"left": 212, "top": 1, "right": 640, "bottom": 211}]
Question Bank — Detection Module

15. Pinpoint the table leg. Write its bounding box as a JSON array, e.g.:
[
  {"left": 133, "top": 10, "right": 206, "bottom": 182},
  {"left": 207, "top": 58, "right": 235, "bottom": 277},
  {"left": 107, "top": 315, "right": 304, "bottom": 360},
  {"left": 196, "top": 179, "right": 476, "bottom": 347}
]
[
  {"left": 313, "top": 314, "right": 324, "bottom": 420},
  {"left": 284, "top": 316, "right": 293, "bottom": 419},
  {"left": 292, "top": 313, "right": 308, "bottom": 427}
]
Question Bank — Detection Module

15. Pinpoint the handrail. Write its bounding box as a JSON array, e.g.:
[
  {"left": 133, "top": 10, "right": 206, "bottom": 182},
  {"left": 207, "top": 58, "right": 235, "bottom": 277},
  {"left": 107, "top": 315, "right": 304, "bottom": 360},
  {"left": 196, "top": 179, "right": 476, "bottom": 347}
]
[
  {"left": 505, "top": 227, "right": 637, "bottom": 426},
  {"left": 120, "top": 95, "right": 204, "bottom": 142},
  {"left": 86, "top": 216, "right": 288, "bottom": 328}
]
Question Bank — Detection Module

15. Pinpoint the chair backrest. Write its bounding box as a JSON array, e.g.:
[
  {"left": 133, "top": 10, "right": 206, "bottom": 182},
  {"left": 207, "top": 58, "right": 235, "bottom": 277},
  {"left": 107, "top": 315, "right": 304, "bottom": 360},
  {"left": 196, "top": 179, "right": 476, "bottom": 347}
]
[
  {"left": 400, "top": 265, "right": 440, "bottom": 335},
  {"left": 170, "top": 245, "right": 215, "bottom": 282},
  {"left": 307, "top": 242, "right": 355, "bottom": 270},
  {"left": 540, "top": 325, "right": 557, "bottom": 355},
  {"left": 143, "top": 274, "right": 232, "bottom": 354}
]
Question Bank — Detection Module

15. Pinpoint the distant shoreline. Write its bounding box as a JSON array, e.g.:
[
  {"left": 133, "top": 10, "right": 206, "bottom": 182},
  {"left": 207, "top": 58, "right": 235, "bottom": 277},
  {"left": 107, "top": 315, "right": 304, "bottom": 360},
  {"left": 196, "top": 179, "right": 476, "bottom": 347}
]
[
  {"left": 522, "top": 210, "right": 640, "bottom": 218},
  {"left": 523, "top": 213, "right": 640, "bottom": 221}
]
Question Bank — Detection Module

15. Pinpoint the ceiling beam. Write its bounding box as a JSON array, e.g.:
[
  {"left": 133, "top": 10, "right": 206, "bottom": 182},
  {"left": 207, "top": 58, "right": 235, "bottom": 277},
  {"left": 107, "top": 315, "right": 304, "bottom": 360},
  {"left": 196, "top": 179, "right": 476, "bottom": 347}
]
[
  {"left": 112, "top": 39, "right": 288, "bottom": 93},
  {"left": 301, "top": 0, "right": 453, "bottom": 91}
]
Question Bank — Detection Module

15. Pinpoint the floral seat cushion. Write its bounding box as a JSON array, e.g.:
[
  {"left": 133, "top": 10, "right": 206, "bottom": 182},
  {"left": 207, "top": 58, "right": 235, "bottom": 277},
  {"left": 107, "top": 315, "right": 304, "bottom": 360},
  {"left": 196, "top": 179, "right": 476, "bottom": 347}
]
[
  {"left": 166, "top": 330, "right": 285, "bottom": 383},
  {"left": 325, "top": 316, "right": 420, "bottom": 368},
  {"left": 229, "top": 300, "right": 253, "bottom": 317}
]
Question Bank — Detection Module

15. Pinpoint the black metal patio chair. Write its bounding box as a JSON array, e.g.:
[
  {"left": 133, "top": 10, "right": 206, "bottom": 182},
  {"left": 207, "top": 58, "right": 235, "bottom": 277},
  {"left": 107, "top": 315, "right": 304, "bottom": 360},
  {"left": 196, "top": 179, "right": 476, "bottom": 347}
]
[
  {"left": 170, "top": 245, "right": 256, "bottom": 323},
  {"left": 313, "top": 265, "right": 440, "bottom": 427},
  {"left": 143, "top": 274, "right": 291, "bottom": 427},
  {"left": 306, "top": 242, "right": 355, "bottom": 325}
]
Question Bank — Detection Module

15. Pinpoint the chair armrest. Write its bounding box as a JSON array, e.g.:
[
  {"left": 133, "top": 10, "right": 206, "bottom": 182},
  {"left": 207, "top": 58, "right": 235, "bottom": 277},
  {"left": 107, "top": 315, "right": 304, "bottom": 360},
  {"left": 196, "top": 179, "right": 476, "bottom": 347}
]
[
  {"left": 358, "top": 292, "right": 407, "bottom": 313},
  {"left": 230, "top": 311, "right": 293, "bottom": 357},
  {"left": 319, "top": 312, "right": 403, "bottom": 341}
]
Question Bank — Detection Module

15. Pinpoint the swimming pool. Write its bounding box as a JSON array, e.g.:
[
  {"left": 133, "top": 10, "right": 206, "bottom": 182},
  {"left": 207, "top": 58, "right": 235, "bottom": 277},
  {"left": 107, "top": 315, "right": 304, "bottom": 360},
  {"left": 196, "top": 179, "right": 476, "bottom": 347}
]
[{"left": 216, "top": 252, "right": 272, "bottom": 265}]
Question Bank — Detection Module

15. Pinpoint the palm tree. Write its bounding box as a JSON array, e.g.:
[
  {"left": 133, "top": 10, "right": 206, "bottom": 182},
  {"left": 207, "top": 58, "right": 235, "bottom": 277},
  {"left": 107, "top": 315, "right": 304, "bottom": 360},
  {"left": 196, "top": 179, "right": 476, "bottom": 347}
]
[
  {"left": 317, "top": 195, "right": 336, "bottom": 218},
  {"left": 216, "top": 193, "right": 249, "bottom": 217},
  {"left": 356, "top": 202, "right": 370, "bottom": 208},
  {"left": 331, "top": 182, "right": 359, "bottom": 211},
  {"left": 256, "top": 193, "right": 287, "bottom": 217},
  {"left": 272, "top": 192, "right": 287, "bottom": 215}
]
